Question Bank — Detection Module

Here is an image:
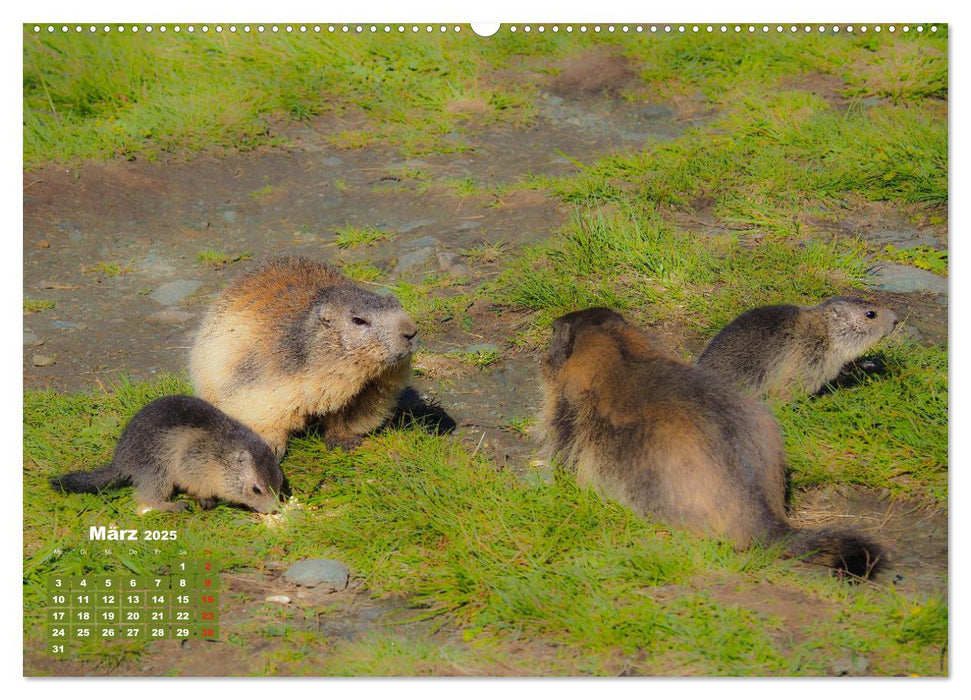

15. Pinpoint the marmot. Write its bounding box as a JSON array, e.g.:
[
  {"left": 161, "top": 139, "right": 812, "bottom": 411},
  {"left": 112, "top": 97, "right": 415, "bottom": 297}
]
[
  {"left": 50, "top": 395, "right": 283, "bottom": 515},
  {"left": 189, "top": 256, "right": 418, "bottom": 456},
  {"left": 697, "top": 296, "right": 898, "bottom": 399},
  {"left": 538, "top": 308, "right": 884, "bottom": 579}
]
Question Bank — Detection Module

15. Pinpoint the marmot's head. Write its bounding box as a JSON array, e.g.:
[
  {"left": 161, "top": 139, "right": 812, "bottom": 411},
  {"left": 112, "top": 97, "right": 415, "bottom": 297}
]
[
  {"left": 222, "top": 435, "right": 284, "bottom": 513},
  {"left": 543, "top": 307, "right": 625, "bottom": 377},
  {"left": 818, "top": 297, "right": 898, "bottom": 352},
  {"left": 304, "top": 285, "right": 418, "bottom": 367}
]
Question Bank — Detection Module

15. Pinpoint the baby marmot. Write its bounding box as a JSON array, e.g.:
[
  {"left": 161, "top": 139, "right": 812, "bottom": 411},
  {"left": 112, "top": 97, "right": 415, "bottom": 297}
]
[
  {"left": 697, "top": 296, "right": 898, "bottom": 399},
  {"left": 50, "top": 395, "right": 283, "bottom": 515},
  {"left": 538, "top": 307, "right": 883, "bottom": 579},
  {"left": 189, "top": 256, "right": 418, "bottom": 456}
]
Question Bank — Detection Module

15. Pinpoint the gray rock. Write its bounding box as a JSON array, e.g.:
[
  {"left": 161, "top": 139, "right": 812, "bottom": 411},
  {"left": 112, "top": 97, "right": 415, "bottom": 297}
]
[
  {"left": 398, "top": 219, "right": 437, "bottom": 234},
  {"left": 220, "top": 208, "right": 238, "bottom": 224},
  {"left": 545, "top": 94, "right": 565, "bottom": 107},
  {"left": 31, "top": 354, "right": 55, "bottom": 367},
  {"left": 394, "top": 247, "right": 435, "bottom": 273},
  {"left": 831, "top": 652, "right": 870, "bottom": 676},
  {"left": 149, "top": 280, "right": 204, "bottom": 306},
  {"left": 282, "top": 559, "right": 349, "bottom": 590},
  {"left": 866, "top": 263, "right": 948, "bottom": 295},
  {"left": 51, "top": 320, "right": 77, "bottom": 329},
  {"left": 23, "top": 331, "right": 38, "bottom": 346},
  {"left": 322, "top": 156, "right": 343, "bottom": 167},
  {"left": 401, "top": 235, "right": 440, "bottom": 250},
  {"left": 455, "top": 221, "right": 483, "bottom": 231}
]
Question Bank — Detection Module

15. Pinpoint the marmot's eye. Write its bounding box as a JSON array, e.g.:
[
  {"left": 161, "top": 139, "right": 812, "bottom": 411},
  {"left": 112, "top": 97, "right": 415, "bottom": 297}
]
[
  {"left": 865, "top": 310, "right": 877, "bottom": 319},
  {"left": 252, "top": 485, "right": 263, "bottom": 495},
  {"left": 352, "top": 316, "right": 369, "bottom": 326}
]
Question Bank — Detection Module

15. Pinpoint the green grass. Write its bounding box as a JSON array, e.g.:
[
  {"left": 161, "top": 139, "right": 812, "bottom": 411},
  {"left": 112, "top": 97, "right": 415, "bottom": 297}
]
[
  {"left": 197, "top": 248, "right": 252, "bottom": 267},
  {"left": 340, "top": 260, "right": 384, "bottom": 282},
  {"left": 777, "top": 342, "right": 948, "bottom": 503},
  {"left": 23, "top": 28, "right": 539, "bottom": 166},
  {"left": 491, "top": 208, "right": 871, "bottom": 342},
  {"left": 333, "top": 224, "right": 394, "bottom": 249},
  {"left": 23, "top": 375, "right": 947, "bottom": 675},
  {"left": 23, "top": 298, "right": 56, "bottom": 313},
  {"left": 878, "top": 244, "right": 948, "bottom": 276}
]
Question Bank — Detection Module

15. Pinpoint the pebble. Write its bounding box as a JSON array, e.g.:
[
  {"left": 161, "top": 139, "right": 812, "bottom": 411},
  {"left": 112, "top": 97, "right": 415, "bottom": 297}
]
[
  {"left": 220, "top": 208, "right": 239, "bottom": 224},
  {"left": 265, "top": 595, "right": 291, "bottom": 605},
  {"left": 831, "top": 652, "right": 870, "bottom": 676},
  {"left": 23, "top": 331, "right": 39, "bottom": 346},
  {"left": 401, "top": 235, "right": 440, "bottom": 250},
  {"left": 394, "top": 247, "right": 435, "bottom": 273},
  {"left": 397, "top": 219, "right": 437, "bottom": 234},
  {"left": 32, "top": 354, "right": 55, "bottom": 367},
  {"left": 51, "top": 320, "right": 77, "bottom": 329},
  {"left": 322, "top": 156, "right": 343, "bottom": 167},
  {"left": 282, "top": 559, "right": 350, "bottom": 590},
  {"left": 149, "top": 280, "right": 203, "bottom": 306},
  {"left": 865, "top": 263, "right": 947, "bottom": 296}
]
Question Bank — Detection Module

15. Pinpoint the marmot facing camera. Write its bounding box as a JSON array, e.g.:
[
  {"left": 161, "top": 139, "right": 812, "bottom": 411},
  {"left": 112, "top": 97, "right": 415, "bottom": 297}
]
[
  {"left": 50, "top": 395, "right": 283, "bottom": 515},
  {"left": 189, "top": 256, "right": 418, "bottom": 456},
  {"left": 538, "top": 308, "right": 883, "bottom": 579},
  {"left": 697, "top": 297, "right": 898, "bottom": 399}
]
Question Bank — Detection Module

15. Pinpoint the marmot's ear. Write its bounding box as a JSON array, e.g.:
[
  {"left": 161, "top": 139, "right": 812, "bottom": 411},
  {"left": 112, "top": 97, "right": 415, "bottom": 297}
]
[{"left": 546, "top": 317, "right": 575, "bottom": 370}]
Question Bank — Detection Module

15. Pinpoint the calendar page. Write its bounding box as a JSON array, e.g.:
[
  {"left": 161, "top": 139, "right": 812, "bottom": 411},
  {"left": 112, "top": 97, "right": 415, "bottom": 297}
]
[{"left": 23, "top": 19, "right": 949, "bottom": 678}]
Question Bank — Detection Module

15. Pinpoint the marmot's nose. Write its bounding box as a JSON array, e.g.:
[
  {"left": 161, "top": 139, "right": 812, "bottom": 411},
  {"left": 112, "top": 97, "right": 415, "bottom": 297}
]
[{"left": 400, "top": 318, "right": 418, "bottom": 341}]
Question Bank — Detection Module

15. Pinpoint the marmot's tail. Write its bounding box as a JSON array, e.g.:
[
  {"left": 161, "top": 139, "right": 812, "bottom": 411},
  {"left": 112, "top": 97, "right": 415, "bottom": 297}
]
[
  {"left": 50, "top": 463, "right": 127, "bottom": 494},
  {"left": 782, "top": 528, "right": 885, "bottom": 580}
]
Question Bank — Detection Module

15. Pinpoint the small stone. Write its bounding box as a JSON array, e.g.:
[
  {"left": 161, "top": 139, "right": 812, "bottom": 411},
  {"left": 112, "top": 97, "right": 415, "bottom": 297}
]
[
  {"left": 265, "top": 595, "right": 291, "bottom": 605},
  {"left": 545, "top": 94, "right": 565, "bottom": 107},
  {"left": 831, "top": 652, "right": 870, "bottom": 676},
  {"left": 51, "top": 320, "right": 77, "bottom": 329},
  {"left": 282, "top": 559, "right": 350, "bottom": 590},
  {"left": 38, "top": 240, "right": 50, "bottom": 248},
  {"left": 866, "top": 263, "right": 947, "bottom": 295},
  {"left": 149, "top": 280, "right": 204, "bottom": 306},
  {"left": 455, "top": 221, "right": 483, "bottom": 231},
  {"left": 398, "top": 219, "right": 437, "bottom": 234},
  {"left": 401, "top": 235, "right": 440, "bottom": 250},
  {"left": 220, "top": 209, "right": 238, "bottom": 224},
  {"left": 394, "top": 248, "right": 435, "bottom": 273},
  {"left": 23, "top": 331, "right": 38, "bottom": 346},
  {"left": 322, "top": 156, "right": 343, "bottom": 167},
  {"left": 32, "top": 354, "right": 55, "bottom": 367}
]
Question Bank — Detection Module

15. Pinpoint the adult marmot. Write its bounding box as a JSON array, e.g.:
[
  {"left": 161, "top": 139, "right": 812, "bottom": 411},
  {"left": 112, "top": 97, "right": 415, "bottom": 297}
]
[
  {"left": 697, "top": 297, "right": 898, "bottom": 399},
  {"left": 50, "top": 395, "right": 283, "bottom": 515},
  {"left": 189, "top": 256, "right": 417, "bottom": 456},
  {"left": 538, "top": 308, "right": 883, "bottom": 579}
]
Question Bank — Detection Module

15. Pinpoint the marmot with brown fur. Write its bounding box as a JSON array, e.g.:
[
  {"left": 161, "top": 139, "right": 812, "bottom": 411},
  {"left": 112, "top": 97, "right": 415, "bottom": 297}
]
[
  {"left": 538, "top": 307, "right": 884, "bottom": 579},
  {"left": 697, "top": 297, "right": 898, "bottom": 399},
  {"left": 189, "top": 256, "right": 418, "bottom": 456},
  {"left": 50, "top": 395, "right": 283, "bottom": 515}
]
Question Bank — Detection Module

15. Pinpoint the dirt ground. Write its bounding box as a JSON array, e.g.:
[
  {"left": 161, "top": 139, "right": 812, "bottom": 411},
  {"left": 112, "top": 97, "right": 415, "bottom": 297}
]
[{"left": 23, "top": 56, "right": 948, "bottom": 676}]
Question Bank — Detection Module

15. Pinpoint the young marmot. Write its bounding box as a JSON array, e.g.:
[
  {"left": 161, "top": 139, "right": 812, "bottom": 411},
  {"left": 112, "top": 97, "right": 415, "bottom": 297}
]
[
  {"left": 538, "top": 308, "right": 884, "bottom": 579},
  {"left": 189, "top": 256, "right": 418, "bottom": 456},
  {"left": 50, "top": 395, "right": 283, "bottom": 515},
  {"left": 697, "top": 296, "right": 898, "bottom": 400}
]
